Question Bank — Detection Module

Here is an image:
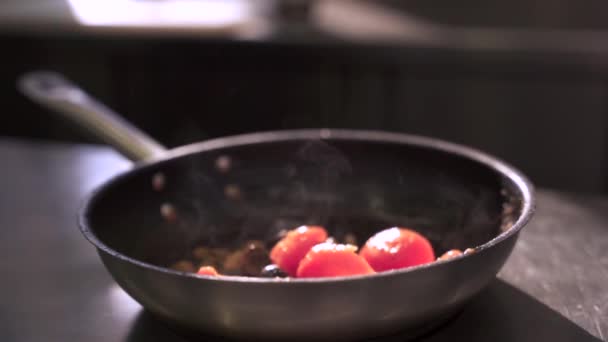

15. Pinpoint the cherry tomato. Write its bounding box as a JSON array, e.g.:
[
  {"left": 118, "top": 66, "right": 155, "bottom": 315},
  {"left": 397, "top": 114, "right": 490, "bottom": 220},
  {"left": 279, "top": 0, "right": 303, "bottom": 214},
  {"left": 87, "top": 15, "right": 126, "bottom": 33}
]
[
  {"left": 296, "top": 243, "right": 375, "bottom": 278},
  {"left": 269, "top": 226, "right": 328, "bottom": 276},
  {"left": 437, "top": 249, "right": 463, "bottom": 261},
  {"left": 197, "top": 266, "right": 219, "bottom": 276},
  {"left": 360, "top": 227, "right": 435, "bottom": 272}
]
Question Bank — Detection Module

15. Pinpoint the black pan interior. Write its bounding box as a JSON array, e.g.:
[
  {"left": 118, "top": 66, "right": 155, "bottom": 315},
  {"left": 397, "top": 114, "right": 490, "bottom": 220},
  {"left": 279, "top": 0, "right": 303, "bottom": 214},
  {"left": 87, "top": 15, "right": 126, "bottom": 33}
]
[{"left": 86, "top": 138, "right": 521, "bottom": 269}]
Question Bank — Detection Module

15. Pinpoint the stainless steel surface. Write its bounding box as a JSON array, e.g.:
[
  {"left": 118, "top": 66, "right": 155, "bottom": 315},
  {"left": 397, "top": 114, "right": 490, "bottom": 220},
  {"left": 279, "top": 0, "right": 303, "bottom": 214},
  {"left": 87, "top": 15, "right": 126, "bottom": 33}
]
[
  {"left": 0, "top": 139, "right": 602, "bottom": 341},
  {"left": 18, "top": 71, "right": 167, "bottom": 162}
]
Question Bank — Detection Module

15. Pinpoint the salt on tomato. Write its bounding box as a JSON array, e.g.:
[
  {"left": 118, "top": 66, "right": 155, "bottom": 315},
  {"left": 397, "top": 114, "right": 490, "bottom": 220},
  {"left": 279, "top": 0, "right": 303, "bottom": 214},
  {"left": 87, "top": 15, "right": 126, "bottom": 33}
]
[
  {"left": 360, "top": 227, "right": 435, "bottom": 272},
  {"left": 269, "top": 225, "right": 328, "bottom": 277},
  {"left": 296, "top": 243, "right": 375, "bottom": 278}
]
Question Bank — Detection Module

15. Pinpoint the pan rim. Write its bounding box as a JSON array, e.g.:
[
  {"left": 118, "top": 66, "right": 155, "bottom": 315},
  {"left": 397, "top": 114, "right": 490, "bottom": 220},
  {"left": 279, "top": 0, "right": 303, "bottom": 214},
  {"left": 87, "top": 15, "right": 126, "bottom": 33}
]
[{"left": 79, "top": 128, "right": 535, "bottom": 284}]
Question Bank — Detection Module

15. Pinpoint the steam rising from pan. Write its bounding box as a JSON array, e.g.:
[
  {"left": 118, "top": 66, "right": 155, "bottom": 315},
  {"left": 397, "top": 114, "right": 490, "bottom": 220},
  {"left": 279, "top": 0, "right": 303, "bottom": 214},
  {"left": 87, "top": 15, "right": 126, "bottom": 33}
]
[
  {"left": 138, "top": 136, "right": 516, "bottom": 267},
  {"left": 174, "top": 139, "right": 354, "bottom": 248}
]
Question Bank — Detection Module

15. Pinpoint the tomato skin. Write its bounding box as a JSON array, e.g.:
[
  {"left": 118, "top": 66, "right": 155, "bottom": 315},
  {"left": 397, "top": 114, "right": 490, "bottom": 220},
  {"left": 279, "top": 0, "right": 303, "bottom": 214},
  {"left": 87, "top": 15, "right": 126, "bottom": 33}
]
[
  {"left": 197, "top": 266, "right": 219, "bottom": 276},
  {"left": 360, "top": 227, "right": 435, "bottom": 272},
  {"left": 296, "top": 243, "right": 375, "bottom": 278},
  {"left": 269, "top": 226, "right": 328, "bottom": 277}
]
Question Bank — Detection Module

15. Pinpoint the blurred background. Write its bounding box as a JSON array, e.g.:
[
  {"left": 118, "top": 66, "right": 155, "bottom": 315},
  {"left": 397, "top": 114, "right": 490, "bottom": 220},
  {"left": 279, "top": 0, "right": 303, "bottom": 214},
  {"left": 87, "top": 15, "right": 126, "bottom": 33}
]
[{"left": 2, "top": 0, "right": 608, "bottom": 194}]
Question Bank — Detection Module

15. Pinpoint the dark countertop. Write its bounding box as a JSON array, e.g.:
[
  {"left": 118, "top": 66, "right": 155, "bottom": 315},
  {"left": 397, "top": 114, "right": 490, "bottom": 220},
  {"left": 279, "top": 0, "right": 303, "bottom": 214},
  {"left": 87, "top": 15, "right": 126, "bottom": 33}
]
[{"left": 0, "top": 138, "right": 605, "bottom": 341}]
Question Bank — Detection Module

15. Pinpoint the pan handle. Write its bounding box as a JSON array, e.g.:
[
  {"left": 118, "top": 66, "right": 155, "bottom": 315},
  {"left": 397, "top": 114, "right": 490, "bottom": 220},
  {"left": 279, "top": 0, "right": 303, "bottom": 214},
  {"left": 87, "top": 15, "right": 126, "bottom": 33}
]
[{"left": 17, "top": 71, "right": 167, "bottom": 162}]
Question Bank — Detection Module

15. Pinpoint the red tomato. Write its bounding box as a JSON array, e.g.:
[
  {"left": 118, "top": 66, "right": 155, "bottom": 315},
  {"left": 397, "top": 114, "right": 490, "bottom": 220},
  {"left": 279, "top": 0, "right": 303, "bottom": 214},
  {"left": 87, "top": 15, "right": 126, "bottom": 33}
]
[
  {"left": 270, "top": 226, "right": 328, "bottom": 276},
  {"left": 360, "top": 227, "right": 435, "bottom": 272},
  {"left": 296, "top": 243, "right": 375, "bottom": 278},
  {"left": 197, "top": 266, "right": 219, "bottom": 276}
]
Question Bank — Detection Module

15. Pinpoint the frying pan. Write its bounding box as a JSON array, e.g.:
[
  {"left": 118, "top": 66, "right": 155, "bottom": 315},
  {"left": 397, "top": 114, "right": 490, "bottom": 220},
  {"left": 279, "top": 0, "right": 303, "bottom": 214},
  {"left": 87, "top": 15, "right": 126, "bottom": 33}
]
[{"left": 18, "top": 71, "right": 535, "bottom": 341}]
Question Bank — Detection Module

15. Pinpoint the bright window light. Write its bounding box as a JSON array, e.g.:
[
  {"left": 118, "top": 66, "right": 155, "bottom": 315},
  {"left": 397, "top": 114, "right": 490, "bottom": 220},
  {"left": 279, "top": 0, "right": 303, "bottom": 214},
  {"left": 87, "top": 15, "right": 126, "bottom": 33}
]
[{"left": 66, "top": 0, "right": 252, "bottom": 28}]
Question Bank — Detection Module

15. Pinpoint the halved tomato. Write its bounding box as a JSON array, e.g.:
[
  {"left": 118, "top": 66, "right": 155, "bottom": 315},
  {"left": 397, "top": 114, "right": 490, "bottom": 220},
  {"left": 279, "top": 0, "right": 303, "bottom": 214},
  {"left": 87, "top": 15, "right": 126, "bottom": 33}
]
[
  {"left": 360, "top": 227, "right": 435, "bottom": 272},
  {"left": 269, "top": 226, "right": 328, "bottom": 276},
  {"left": 296, "top": 243, "right": 375, "bottom": 278}
]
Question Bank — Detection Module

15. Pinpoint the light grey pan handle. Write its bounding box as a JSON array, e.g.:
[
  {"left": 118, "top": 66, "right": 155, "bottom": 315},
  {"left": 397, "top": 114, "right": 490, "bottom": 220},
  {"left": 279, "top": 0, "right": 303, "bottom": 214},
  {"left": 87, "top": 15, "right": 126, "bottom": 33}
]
[{"left": 18, "top": 71, "right": 167, "bottom": 162}]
